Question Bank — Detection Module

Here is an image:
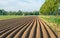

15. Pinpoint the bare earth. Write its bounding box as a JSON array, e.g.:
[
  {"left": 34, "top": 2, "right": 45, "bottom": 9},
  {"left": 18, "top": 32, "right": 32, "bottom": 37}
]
[{"left": 0, "top": 16, "right": 58, "bottom": 38}]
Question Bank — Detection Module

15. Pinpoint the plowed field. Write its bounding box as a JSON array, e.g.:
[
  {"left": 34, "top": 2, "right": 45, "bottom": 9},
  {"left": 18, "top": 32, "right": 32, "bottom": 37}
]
[{"left": 0, "top": 16, "right": 58, "bottom": 38}]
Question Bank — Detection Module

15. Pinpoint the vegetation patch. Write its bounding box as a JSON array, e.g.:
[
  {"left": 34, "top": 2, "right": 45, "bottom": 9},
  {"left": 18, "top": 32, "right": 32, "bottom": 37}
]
[
  {"left": 40, "top": 15, "right": 60, "bottom": 26},
  {"left": 0, "top": 15, "right": 24, "bottom": 20}
]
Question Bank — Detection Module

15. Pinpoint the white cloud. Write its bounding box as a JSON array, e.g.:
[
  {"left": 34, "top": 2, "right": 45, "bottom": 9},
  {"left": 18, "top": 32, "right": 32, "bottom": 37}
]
[{"left": 0, "top": 0, "right": 45, "bottom": 11}]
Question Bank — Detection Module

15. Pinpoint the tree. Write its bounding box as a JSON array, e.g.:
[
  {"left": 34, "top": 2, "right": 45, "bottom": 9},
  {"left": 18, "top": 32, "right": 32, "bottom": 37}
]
[
  {"left": 16, "top": 10, "right": 23, "bottom": 15},
  {"left": 40, "top": 0, "right": 58, "bottom": 15},
  {"left": 0, "top": 10, "right": 2, "bottom": 15},
  {"left": 0, "top": 9, "right": 7, "bottom": 15},
  {"left": 33, "top": 11, "right": 39, "bottom": 15}
]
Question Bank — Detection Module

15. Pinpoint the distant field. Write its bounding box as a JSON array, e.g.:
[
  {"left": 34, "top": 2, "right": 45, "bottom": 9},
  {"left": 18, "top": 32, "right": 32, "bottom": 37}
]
[
  {"left": 0, "top": 15, "right": 24, "bottom": 20},
  {"left": 39, "top": 15, "right": 60, "bottom": 26}
]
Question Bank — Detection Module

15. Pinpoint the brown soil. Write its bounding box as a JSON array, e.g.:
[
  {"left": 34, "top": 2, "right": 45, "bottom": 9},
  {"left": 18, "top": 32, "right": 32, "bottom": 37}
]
[{"left": 0, "top": 16, "right": 58, "bottom": 38}]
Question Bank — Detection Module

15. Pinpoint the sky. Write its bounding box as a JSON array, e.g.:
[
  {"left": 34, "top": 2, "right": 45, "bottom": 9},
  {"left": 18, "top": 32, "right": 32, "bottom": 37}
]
[{"left": 0, "top": 0, "right": 45, "bottom": 12}]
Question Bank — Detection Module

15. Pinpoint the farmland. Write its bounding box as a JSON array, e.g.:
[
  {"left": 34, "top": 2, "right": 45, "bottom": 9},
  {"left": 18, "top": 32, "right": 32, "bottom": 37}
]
[{"left": 0, "top": 16, "right": 58, "bottom": 38}]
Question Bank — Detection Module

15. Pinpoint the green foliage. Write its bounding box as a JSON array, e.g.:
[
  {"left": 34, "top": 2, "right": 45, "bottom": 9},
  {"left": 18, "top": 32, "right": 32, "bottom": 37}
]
[
  {"left": 24, "top": 11, "right": 39, "bottom": 15},
  {"left": 40, "top": 0, "right": 58, "bottom": 15},
  {"left": 0, "top": 9, "right": 39, "bottom": 15},
  {"left": 0, "top": 9, "right": 7, "bottom": 15},
  {"left": 33, "top": 11, "right": 39, "bottom": 15},
  {"left": 40, "top": 15, "right": 60, "bottom": 26},
  {"left": 15, "top": 10, "right": 23, "bottom": 15}
]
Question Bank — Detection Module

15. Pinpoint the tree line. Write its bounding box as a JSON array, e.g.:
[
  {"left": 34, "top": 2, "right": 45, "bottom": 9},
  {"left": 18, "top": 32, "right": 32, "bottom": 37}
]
[{"left": 0, "top": 9, "right": 39, "bottom": 15}]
